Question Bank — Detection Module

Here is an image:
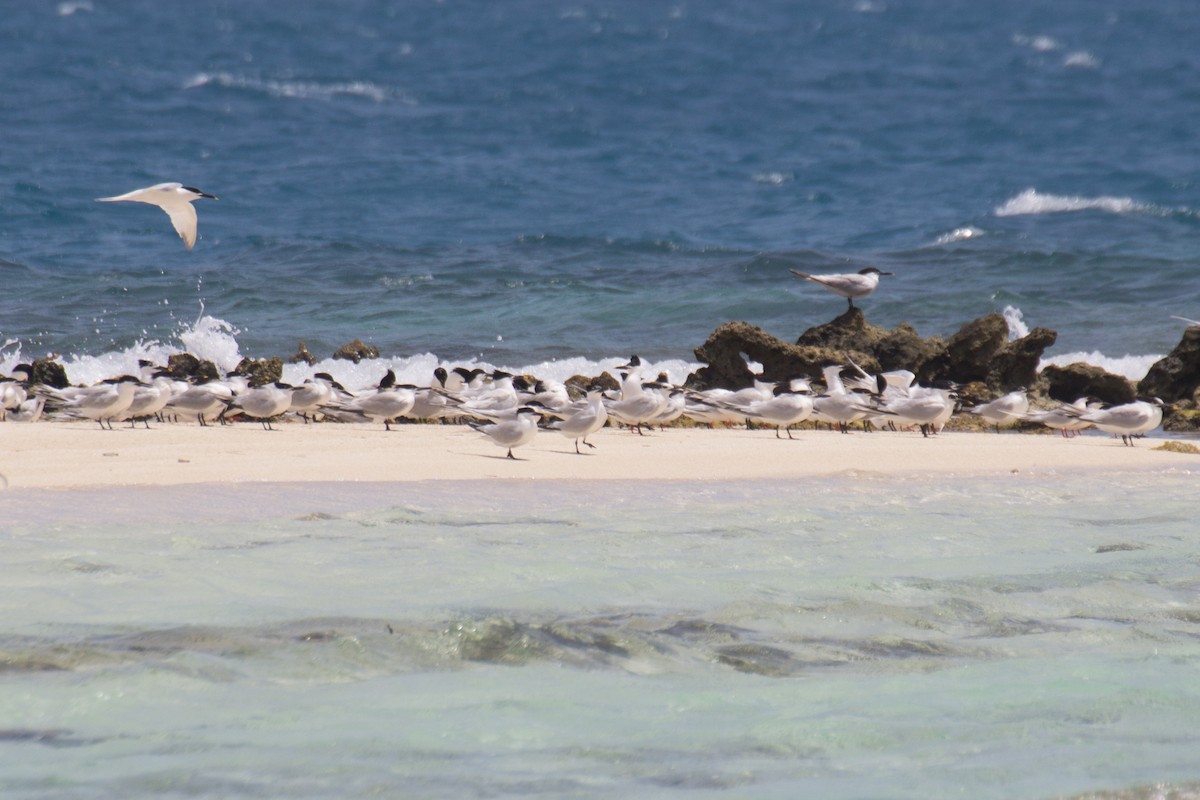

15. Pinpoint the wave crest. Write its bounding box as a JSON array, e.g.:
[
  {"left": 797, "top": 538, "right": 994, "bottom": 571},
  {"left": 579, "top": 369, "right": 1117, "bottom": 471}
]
[
  {"left": 184, "top": 72, "right": 407, "bottom": 104},
  {"left": 994, "top": 188, "right": 1144, "bottom": 217},
  {"left": 932, "top": 226, "right": 984, "bottom": 245},
  {"left": 1039, "top": 351, "right": 1163, "bottom": 382}
]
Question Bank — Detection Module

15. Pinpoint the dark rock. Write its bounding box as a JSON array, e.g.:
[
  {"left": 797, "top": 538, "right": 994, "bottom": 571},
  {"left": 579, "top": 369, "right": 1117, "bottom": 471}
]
[
  {"left": 1039, "top": 363, "right": 1136, "bottom": 405},
  {"left": 875, "top": 323, "right": 945, "bottom": 373},
  {"left": 332, "top": 339, "right": 379, "bottom": 363},
  {"left": 1162, "top": 405, "right": 1200, "bottom": 433},
  {"left": 797, "top": 309, "right": 948, "bottom": 376},
  {"left": 918, "top": 313, "right": 1008, "bottom": 386},
  {"left": 689, "top": 321, "right": 857, "bottom": 390},
  {"left": 795, "top": 307, "right": 887, "bottom": 353},
  {"left": 30, "top": 358, "right": 70, "bottom": 389},
  {"left": 565, "top": 371, "right": 619, "bottom": 401},
  {"left": 165, "top": 353, "right": 221, "bottom": 382},
  {"left": 693, "top": 312, "right": 1059, "bottom": 394},
  {"left": 231, "top": 357, "right": 283, "bottom": 387},
  {"left": 988, "top": 326, "right": 1057, "bottom": 391},
  {"left": 1138, "top": 326, "right": 1200, "bottom": 402},
  {"left": 288, "top": 341, "right": 317, "bottom": 365}
]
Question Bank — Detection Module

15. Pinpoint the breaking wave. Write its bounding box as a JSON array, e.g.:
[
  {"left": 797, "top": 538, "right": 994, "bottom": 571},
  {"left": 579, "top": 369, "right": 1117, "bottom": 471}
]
[
  {"left": 184, "top": 72, "right": 409, "bottom": 104},
  {"left": 994, "top": 188, "right": 1146, "bottom": 217},
  {"left": 1, "top": 315, "right": 700, "bottom": 392},
  {"left": 1038, "top": 351, "right": 1163, "bottom": 382}
]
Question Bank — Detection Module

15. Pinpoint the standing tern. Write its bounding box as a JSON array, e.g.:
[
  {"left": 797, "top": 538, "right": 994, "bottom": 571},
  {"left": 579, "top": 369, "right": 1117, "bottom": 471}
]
[
  {"left": 970, "top": 388, "right": 1029, "bottom": 432},
  {"left": 1024, "top": 397, "right": 1097, "bottom": 438},
  {"left": 868, "top": 389, "right": 956, "bottom": 438},
  {"left": 39, "top": 375, "right": 140, "bottom": 429},
  {"left": 1071, "top": 398, "right": 1166, "bottom": 446},
  {"left": 468, "top": 406, "right": 542, "bottom": 459},
  {"left": 790, "top": 267, "right": 893, "bottom": 308},
  {"left": 117, "top": 375, "right": 174, "bottom": 427},
  {"left": 334, "top": 370, "right": 417, "bottom": 430},
  {"left": 288, "top": 373, "right": 343, "bottom": 423},
  {"left": 96, "top": 182, "right": 218, "bottom": 250},
  {"left": 544, "top": 389, "right": 609, "bottom": 453},
  {"left": 162, "top": 380, "right": 235, "bottom": 426},
  {"left": 741, "top": 386, "right": 815, "bottom": 439},
  {"left": 232, "top": 382, "right": 295, "bottom": 430}
]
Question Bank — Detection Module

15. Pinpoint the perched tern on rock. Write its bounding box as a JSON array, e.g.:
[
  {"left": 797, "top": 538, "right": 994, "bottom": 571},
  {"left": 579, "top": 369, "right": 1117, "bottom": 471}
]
[
  {"left": 97, "top": 182, "right": 218, "bottom": 249},
  {"left": 790, "top": 267, "right": 893, "bottom": 308}
]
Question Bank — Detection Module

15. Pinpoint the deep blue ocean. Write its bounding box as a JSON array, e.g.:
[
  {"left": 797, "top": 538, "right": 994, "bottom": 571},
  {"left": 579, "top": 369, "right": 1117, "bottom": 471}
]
[{"left": 3, "top": 0, "right": 1199, "bottom": 381}]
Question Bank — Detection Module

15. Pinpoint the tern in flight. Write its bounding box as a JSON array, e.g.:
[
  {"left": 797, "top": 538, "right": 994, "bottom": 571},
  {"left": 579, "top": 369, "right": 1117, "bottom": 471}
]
[{"left": 97, "top": 182, "right": 218, "bottom": 249}]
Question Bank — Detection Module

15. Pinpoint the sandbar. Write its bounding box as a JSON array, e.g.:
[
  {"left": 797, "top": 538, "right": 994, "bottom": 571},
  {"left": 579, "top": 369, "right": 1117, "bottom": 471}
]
[{"left": 0, "top": 422, "right": 1194, "bottom": 490}]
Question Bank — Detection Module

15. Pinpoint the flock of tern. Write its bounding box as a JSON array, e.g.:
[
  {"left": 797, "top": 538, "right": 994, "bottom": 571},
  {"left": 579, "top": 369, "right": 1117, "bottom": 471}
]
[
  {"left": 5, "top": 179, "right": 1176, "bottom": 453},
  {"left": 0, "top": 356, "right": 1168, "bottom": 457}
]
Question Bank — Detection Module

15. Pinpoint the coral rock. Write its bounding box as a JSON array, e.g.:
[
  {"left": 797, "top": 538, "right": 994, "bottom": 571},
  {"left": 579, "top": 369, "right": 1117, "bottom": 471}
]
[{"left": 332, "top": 339, "right": 380, "bottom": 363}]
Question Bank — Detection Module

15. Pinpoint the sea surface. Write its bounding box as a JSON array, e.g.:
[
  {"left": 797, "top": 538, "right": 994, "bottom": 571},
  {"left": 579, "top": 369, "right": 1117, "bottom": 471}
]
[
  {"left": 3, "top": 1, "right": 1200, "bottom": 385},
  {"left": 4, "top": 4, "right": 1200, "bottom": 798},
  {"left": 3, "top": 472, "right": 1200, "bottom": 799}
]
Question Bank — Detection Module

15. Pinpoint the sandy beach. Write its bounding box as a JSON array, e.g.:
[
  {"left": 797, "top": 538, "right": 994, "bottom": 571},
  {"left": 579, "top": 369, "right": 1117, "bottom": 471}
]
[{"left": 1, "top": 421, "right": 1193, "bottom": 490}]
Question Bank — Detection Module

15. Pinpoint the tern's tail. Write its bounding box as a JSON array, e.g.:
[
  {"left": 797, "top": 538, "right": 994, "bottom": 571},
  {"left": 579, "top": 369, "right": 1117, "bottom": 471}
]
[{"left": 789, "top": 269, "right": 813, "bottom": 280}]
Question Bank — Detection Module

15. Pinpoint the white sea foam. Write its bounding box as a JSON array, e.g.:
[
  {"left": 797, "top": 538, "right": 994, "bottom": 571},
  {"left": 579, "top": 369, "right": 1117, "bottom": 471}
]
[
  {"left": 752, "top": 171, "right": 793, "bottom": 185},
  {"left": 11, "top": 314, "right": 700, "bottom": 391},
  {"left": 1013, "top": 33, "right": 1060, "bottom": 52},
  {"left": 58, "top": 341, "right": 179, "bottom": 387},
  {"left": 1002, "top": 305, "right": 1029, "bottom": 341},
  {"left": 933, "top": 226, "right": 984, "bottom": 245},
  {"left": 1038, "top": 351, "right": 1162, "bottom": 382},
  {"left": 994, "top": 188, "right": 1144, "bottom": 217},
  {"left": 178, "top": 316, "right": 246, "bottom": 374},
  {"left": 56, "top": 1, "right": 93, "bottom": 15},
  {"left": 184, "top": 72, "right": 407, "bottom": 104},
  {"left": 1064, "top": 51, "right": 1101, "bottom": 69},
  {"left": 0, "top": 338, "right": 28, "bottom": 376}
]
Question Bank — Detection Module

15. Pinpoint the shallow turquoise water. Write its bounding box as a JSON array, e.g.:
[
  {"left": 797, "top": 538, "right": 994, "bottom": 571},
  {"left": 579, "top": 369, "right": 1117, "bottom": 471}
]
[{"left": 2, "top": 471, "right": 1199, "bottom": 798}]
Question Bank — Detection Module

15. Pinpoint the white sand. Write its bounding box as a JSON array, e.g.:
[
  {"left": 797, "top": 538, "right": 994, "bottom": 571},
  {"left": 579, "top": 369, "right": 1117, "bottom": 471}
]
[{"left": 0, "top": 421, "right": 1193, "bottom": 490}]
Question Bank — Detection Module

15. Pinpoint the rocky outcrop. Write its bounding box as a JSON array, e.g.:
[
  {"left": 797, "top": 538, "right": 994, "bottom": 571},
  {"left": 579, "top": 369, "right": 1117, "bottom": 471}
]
[
  {"left": 332, "top": 339, "right": 380, "bottom": 363},
  {"left": 165, "top": 353, "right": 221, "bottom": 382},
  {"left": 914, "top": 313, "right": 1007, "bottom": 385},
  {"left": 288, "top": 341, "right": 317, "bottom": 365},
  {"left": 1138, "top": 326, "right": 1200, "bottom": 432},
  {"left": 1138, "top": 326, "right": 1200, "bottom": 403},
  {"left": 689, "top": 311, "right": 1057, "bottom": 393},
  {"left": 565, "top": 371, "right": 619, "bottom": 400},
  {"left": 30, "top": 357, "right": 70, "bottom": 389},
  {"left": 987, "top": 326, "right": 1057, "bottom": 391},
  {"left": 794, "top": 308, "right": 944, "bottom": 373},
  {"left": 687, "top": 321, "right": 857, "bottom": 390},
  {"left": 230, "top": 357, "right": 283, "bottom": 387},
  {"left": 912, "top": 313, "right": 1056, "bottom": 391},
  {"left": 1039, "top": 363, "right": 1136, "bottom": 405}
]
